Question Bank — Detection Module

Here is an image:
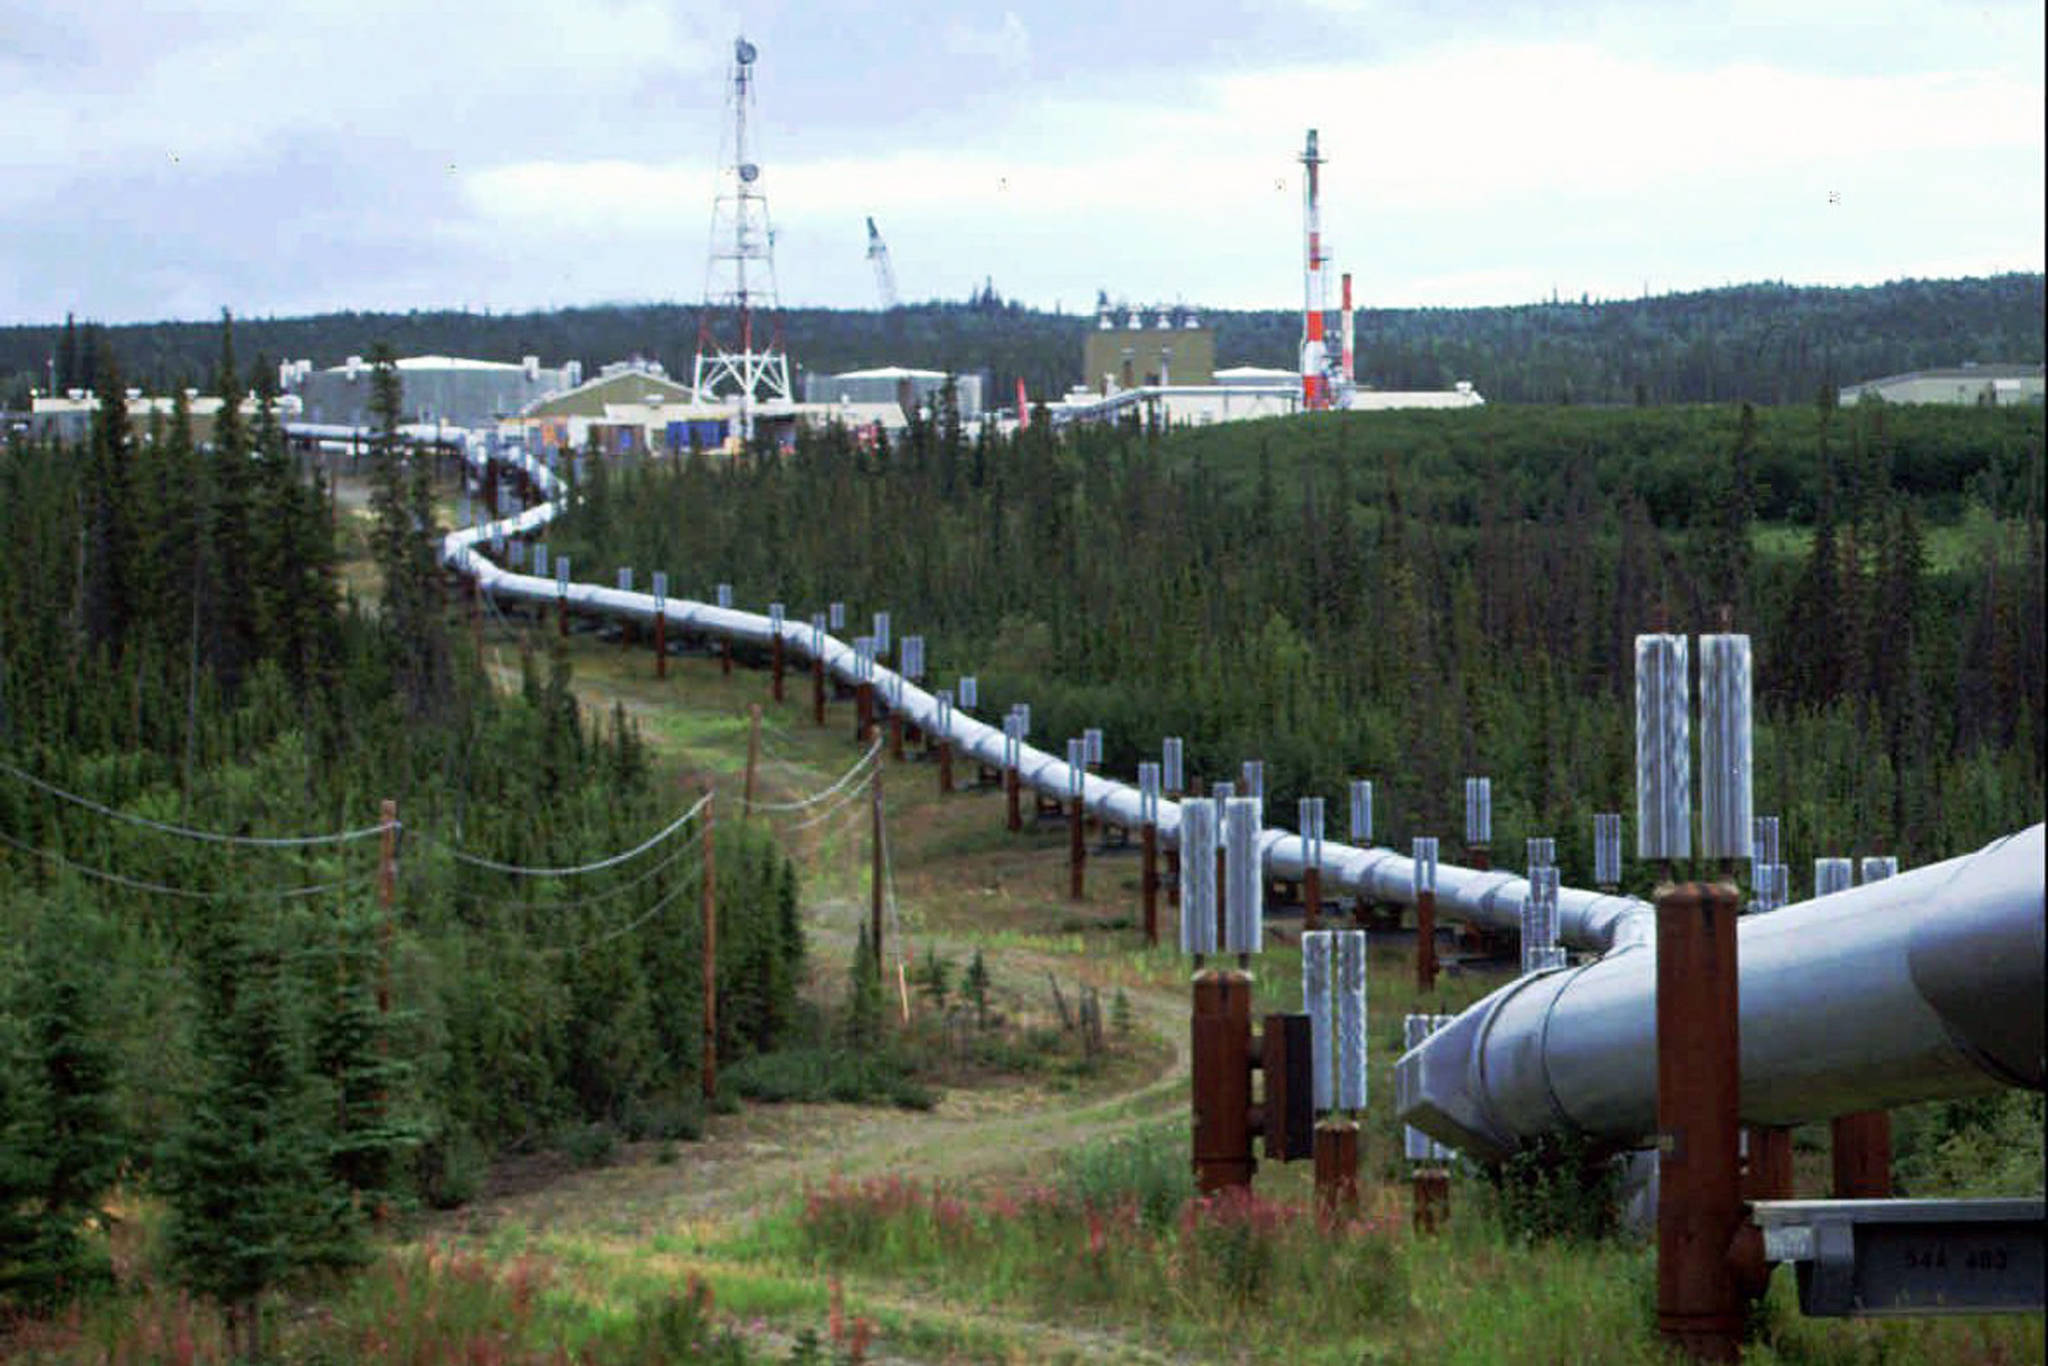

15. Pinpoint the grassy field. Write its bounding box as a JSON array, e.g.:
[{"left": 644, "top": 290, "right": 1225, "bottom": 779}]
[{"left": 14, "top": 566, "right": 2042, "bottom": 1364}]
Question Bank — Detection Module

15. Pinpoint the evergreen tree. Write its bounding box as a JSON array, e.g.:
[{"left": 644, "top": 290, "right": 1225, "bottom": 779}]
[
  {"left": 80, "top": 340, "right": 137, "bottom": 655},
  {"left": 963, "top": 949, "right": 991, "bottom": 1031},
  {"left": 367, "top": 343, "right": 450, "bottom": 716},
  {"left": 0, "top": 1013, "right": 56, "bottom": 1309},
  {"left": 160, "top": 910, "right": 335, "bottom": 1359},
  {"left": 845, "top": 922, "right": 883, "bottom": 1048},
  {"left": 206, "top": 312, "right": 258, "bottom": 688},
  {"left": 13, "top": 908, "right": 124, "bottom": 1301}
]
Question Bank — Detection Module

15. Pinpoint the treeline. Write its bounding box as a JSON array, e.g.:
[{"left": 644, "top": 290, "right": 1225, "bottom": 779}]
[
  {"left": 6, "top": 273, "right": 2041, "bottom": 412},
  {"left": 0, "top": 335, "right": 803, "bottom": 1341},
  {"left": 550, "top": 397, "right": 2043, "bottom": 890}
]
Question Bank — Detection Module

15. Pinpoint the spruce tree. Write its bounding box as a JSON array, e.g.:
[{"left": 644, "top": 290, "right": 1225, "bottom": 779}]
[
  {"left": 206, "top": 312, "right": 257, "bottom": 689},
  {"left": 15, "top": 907, "right": 124, "bottom": 1300},
  {"left": 81, "top": 341, "right": 137, "bottom": 655},
  {"left": 160, "top": 909, "right": 333, "bottom": 1359},
  {"left": 0, "top": 1014, "right": 56, "bottom": 1310}
]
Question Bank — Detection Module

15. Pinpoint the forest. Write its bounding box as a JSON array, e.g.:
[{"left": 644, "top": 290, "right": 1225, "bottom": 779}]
[
  {"left": 6, "top": 272, "right": 2041, "bottom": 414},
  {"left": 0, "top": 333, "right": 802, "bottom": 1349},
  {"left": 547, "top": 393, "right": 2044, "bottom": 891}
]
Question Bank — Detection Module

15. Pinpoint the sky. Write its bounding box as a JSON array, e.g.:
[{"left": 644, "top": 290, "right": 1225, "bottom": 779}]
[{"left": 3, "top": 0, "right": 2042, "bottom": 326}]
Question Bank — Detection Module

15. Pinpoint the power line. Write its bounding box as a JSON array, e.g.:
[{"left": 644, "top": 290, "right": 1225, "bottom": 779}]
[
  {"left": 748, "top": 739, "right": 883, "bottom": 812},
  {"left": 436, "top": 818, "right": 708, "bottom": 912},
  {"left": 426, "top": 791, "right": 712, "bottom": 878},
  {"left": 0, "top": 826, "right": 375, "bottom": 901},
  {"left": 0, "top": 759, "right": 397, "bottom": 847}
]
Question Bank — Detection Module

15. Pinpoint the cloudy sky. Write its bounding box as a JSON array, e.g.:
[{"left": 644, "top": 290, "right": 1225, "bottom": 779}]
[{"left": 3, "top": 0, "right": 2041, "bottom": 324}]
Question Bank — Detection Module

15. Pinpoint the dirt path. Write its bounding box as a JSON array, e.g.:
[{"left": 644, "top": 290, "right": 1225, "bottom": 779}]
[{"left": 449, "top": 627, "right": 1194, "bottom": 1231}]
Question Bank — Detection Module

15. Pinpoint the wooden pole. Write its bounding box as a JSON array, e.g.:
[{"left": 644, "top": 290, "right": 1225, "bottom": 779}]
[
  {"left": 377, "top": 799, "right": 397, "bottom": 1018},
  {"left": 742, "top": 703, "right": 761, "bottom": 821},
  {"left": 701, "top": 791, "right": 717, "bottom": 1099},
  {"left": 870, "top": 762, "right": 886, "bottom": 978}
]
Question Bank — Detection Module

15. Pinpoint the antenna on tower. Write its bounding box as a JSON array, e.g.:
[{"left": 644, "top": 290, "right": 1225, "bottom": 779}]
[
  {"left": 693, "top": 35, "right": 793, "bottom": 435},
  {"left": 865, "top": 216, "right": 899, "bottom": 310}
]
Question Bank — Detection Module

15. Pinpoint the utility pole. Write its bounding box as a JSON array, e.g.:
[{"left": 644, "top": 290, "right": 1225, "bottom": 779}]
[
  {"left": 870, "top": 761, "right": 886, "bottom": 978},
  {"left": 701, "top": 789, "right": 718, "bottom": 1100}
]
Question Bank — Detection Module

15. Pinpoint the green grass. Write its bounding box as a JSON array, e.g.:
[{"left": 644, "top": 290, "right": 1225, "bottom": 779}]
[{"left": 1752, "top": 505, "right": 2030, "bottom": 575}]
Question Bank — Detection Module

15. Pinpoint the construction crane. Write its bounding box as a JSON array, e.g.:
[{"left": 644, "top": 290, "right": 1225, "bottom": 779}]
[{"left": 865, "top": 216, "right": 899, "bottom": 310}]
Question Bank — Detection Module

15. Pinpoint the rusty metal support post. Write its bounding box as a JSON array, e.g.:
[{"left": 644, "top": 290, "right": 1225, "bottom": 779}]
[
  {"left": 889, "top": 710, "right": 904, "bottom": 762},
  {"left": 1741, "top": 1126, "right": 1795, "bottom": 1202},
  {"left": 1830, "top": 1112, "right": 1893, "bottom": 1199},
  {"left": 870, "top": 763, "right": 886, "bottom": 979},
  {"left": 701, "top": 791, "right": 718, "bottom": 1099},
  {"left": 1412, "top": 1168, "right": 1450, "bottom": 1234},
  {"left": 1656, "top": 881, "right": 1745, "bottom": 1363},
  {"left": 742, "top": 703, "right": 761, "bottom": 822},
  {"left": 811, "top": 656, "right": 825, "bottom": 725},
  {"left": 654, "top": 609, "right": 667, "bottom": 679},
  {"left": 556, "top": 595, "right": 567, "bottom": 638},
  {"left": 1005, "top": 763, "right": 1021, "bottom": 833},
  {"left": 1166, "top": 847, "right": 1181, "bottom": 910},
  {"left": 856, "top": 681, "right": 875, "bottom": 742},
  {"left": 771, "top": 634, "right": 785, "bottom": 702},
  {"left": 1141, "top": 821, "right": 1160, "bottom": 946},
  {"left": 721, "top": 638, "right": 732, "bottom": 676},
  {"left": 1304, "top": 865, "right": 1322, "bottom": 932},
  {"left": 1314, "top": 1122, "right": 1360, "bottom": 1224},
  {"left": 1191, "top": 970, "right": 1255, "bottom": 1194},
  {"left": 938, "top": 740, "right": 954, "bottom": 794},
  {"left": 1416, "top": 888, "right": 1438, "bottom": 992},
  {"left": 1068, "top": 798, "right": 1086, "bottom": 901}
]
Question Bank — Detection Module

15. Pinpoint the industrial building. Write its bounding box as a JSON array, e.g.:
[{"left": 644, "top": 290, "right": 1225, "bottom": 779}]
[
  {"left": 801, "top": 365, "right": 984, "bottom": 420},
  {"left": 288, "top": 353, "right": 579, "bottom": 430},
  {"left": 1081, "top": 307, "right": 1216, "bottom": 391},
  {"left": 508, "top": 364, "right": 713, "bottom": 454},
  {"left": 1838, "top": 363, "right": 2043, "bottom": 407},
  {"left": 507, "top": 360, "right": 910, "bottom": 455},
  {"left": 28, "top": 388, "right": 302, "bottom": 445},
  {"left": 1046, "top": 131, "right": 1482, "bottom": 430}
]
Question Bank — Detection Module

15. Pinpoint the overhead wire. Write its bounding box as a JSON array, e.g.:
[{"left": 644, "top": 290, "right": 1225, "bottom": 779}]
[
  {"left": 0, "top": 826, "right": 377, "bottom": 901},
  {"left": 748, "top": 738, "right": 883, "bottom": 813},
  {"left": 435, "top": 815, "right": 708, "bottom": 912},
  {"left": 425, "top": 791, "right": 712, "bottom": 878},
  {"left": 535, "top": 830, "right": 711, "bottom": 960},
  {"left": 0, "top": 759, "right": 396, "bottom": 847}
]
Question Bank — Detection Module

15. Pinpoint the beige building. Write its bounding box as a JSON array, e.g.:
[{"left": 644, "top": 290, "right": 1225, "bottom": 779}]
[
  {"left": 1082, "top": 305, "right": 1216, "bottom": 392},
  {"left": 1838, "top": 363, "right": 2043, "bottom": 407},
  {"left": 29, "top": 389, "right": 302, "bottom": 445}
]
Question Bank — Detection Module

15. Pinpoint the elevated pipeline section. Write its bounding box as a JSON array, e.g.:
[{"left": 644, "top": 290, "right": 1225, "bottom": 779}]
[{"left": 437, "top": 435, "right": 2045, "bottom": 1161}]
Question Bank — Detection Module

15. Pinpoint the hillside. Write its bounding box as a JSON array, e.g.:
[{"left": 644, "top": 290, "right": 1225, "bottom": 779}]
[{"left": 6, "top": 273, "right": 2041, "bottom": 411}]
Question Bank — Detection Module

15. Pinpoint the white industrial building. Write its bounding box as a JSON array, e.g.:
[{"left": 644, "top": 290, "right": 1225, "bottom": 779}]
[
  {"left": 801, "top": 365, "right": 984, "bottom": 420},
  {"left": 1838, "top": 363, "right": 2043, "bottom": 407},
  {"left": 289, "top": 353, "right": 581, "bottom": 429}
]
